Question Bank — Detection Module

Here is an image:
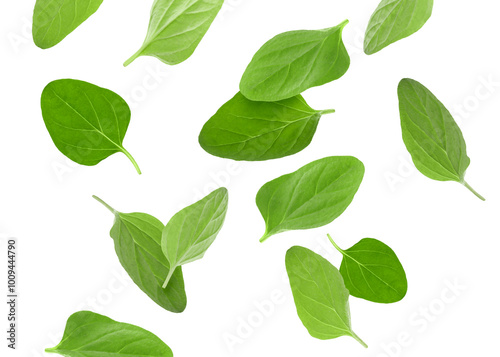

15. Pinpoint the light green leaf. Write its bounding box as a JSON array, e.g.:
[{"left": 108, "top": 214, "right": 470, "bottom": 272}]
[
  {"left": 240, "top": 21, "right": 350, "bottom": 102},
  {"left": 256, "top": 156, "right": 364, "bottom": 242},
  {"left": 364, "top": 0, "right": 433, "bottom": 55},
  {"left": 286, "top": 246, "right": 367, "bottom": 347},
  {"left": 398, "top": 78, "right": 484, "bottom": 200},
  {"left": 46, "top": 311, "right": 173, "bottom": 356},
  {"left": 328, "top": 235, "right": 407, "bottom": 303},
  {"left": 124, "top": 0, "right": 224, "bottom": 66},
  {"left": 41, "top": 79, "right": 141, "bottom": 174},
  {"left": 161, "top": 188, "right": 228, "bottom": 288},
  {"left": 199, "top": 92, "right": 335, "bottom": 161},
  {"left": 94, "top": 196, "right": 187, "bottom": 313},
  {"left": 33, "top": 0, "right": 103, "bottom": 49}
]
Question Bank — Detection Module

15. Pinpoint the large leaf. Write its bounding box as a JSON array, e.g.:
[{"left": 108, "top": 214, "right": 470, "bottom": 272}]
[
  {"left": 161, "top": 188, "right": 228, "bottom": 288},
  {"left": 46, "top": 311, "right": 173, "bottom": 356},
  {"left": 240, "top": 21, "right": 350, "bottom": 102},
  {"left": 398, "top": 78, "right": 484, "bottom": 200},
  {"left": 33, "top": 0, "right": 104, "bottom": 49},
  {"left": 124, "top": 0, "right": 224, "bottom": 66},
  {"left": 94, "top": 196, "right": 187, "bottom": 313},
  {"left": 198, "top": 92, "right": 335, "bottom": 161},
  {"left": 328, "top": 235, "right": 407, "bottom": 303},
  {"left": 256, "top": 156, "right": 364, "bottom": 242},
  {"left": 286, "top": 246, "right": 367, "bottom": 347},
  {"left": 41, "top": 79, "right": 141, "bottom": 174},
  {"left": 364, "top": 0, "right": 433, "bottom": 55}
]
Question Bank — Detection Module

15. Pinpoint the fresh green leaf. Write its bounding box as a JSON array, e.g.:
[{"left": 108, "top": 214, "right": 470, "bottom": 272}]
[
  {"left": 93, "top": 196, "right": 187, "bottom": 313},
  {"left": 398, "top": 78, "right": 485, "bottom": 200},
  {"left": 285, "top": 246, "right": 367, "bottom": 347},
  {"left": 33, "top": 0, "right": 103, "bottom": 49},
  {"left": 240, "top": 21, "right": 350, "bottom": 102},
  {"left": 256, "top": 156, "right": 364, "bottom": 242},
  {"left": 161, "top": 188, "right": 228, "bottom": 288},
  {"left": 328, "top": 235, "right": 407, "bottom": 303},
  {"left": 41, "top": 79, "right": 141, "bottom": 174},
  {"left": 46, "top": 311, "right": 173, "bottom": 356},
  {"left": 124, "top": 0, "right": 224, "bottom": 66},
  {"left": 364, "top": 0, "right": 433, "bottom": 55},
  {"left": 198, "top": 92, "right": 335, "bottom": 161}
]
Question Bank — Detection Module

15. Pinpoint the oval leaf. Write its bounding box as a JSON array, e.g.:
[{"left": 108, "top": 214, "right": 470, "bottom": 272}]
[
  {"left": 256, "top": 156, "right": 364, "bottom": 242},
  {"left": 33, "top": 0, "right": 103, "bottom": 49},
  {"left": 328, "top": 235, "right": 408, "bottom": 303},
  {"left": 94, "top": 196, "right": 187, "bottom": 313},
  {"left": 398, "top": 78, "right": 484, "bottom": 200},
  {"left": 41, "top": 79, "right": 141, "bottom": 174},
  {"left": 364, "top": 0, "right": 433, "bottom": 55},
  {"left": 161, "top": 188, "right": 228, "bottom": 288},
  {"left": 124, "top": 0, "right": 224, "bottom": 66},
  {"left": 240, "top": 21, "right": 350, "bottom": 102},
  {"left": 286, "top": 246, "right": 367, "bottom": 347},
  {"left": 199, "top": 92, "right": 335, "bottom": 161},
  {"left": 46, "top": 311, "right": 173, "bottom": 357}
]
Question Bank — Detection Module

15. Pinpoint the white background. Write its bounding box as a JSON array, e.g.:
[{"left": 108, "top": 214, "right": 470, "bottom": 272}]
[{"left": 1, "top": 0, "right": 499, "bottom": 356}]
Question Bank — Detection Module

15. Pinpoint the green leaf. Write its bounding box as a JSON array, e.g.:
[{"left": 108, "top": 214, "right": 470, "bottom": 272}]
[
  {"left": 328, "top": 235, "right": 408, "bottom": 303},
  {"left": 240, "top": 21, "right": 350, "bottom": 102},
  {"left": 161, "top": 188, "right": 228, "bottom": 288},
  {"left": 364, "top": 0, "right": 433, "bottom": 55},
  {"left": 285, "top": 246, "right": 367, "bottom": 347},
  {"left": 124, "top": 0, "right": 224, "bottom": 66},
  {"left": 256, "top": 156, "right": 364, "bottom": 242},
  {"left": 33, "top": 0, "right": 103, "bottom": 49},
  {"left": 41, "top": 79, "right": 141, "bottom": 174},
  {"left": 198, "top": 92, "right": 335, "bottom": 161},
  {"left": 46, "top": 311, "right": 173, "bottom": 356},
  {"left": 398, "top": 78, "right": 485, "bottom": 200},
  {"left": 93, "top": 196, "right": 187, "bottom": 313}
]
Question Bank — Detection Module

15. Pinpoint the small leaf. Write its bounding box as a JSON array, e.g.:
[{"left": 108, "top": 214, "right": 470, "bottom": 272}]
[
  {"left": 41, "top": 79, "right": 141, "bottom": 174},
  {"left": 286, "top": 246, "right": 367, "bottom": 347},
  {"left": 398, "top": 78, "right": 485, "bottom": 200},
  {"left": 364, "top": 0, "right": 433, "bottom": 55},
  {"left": 46, "top": 311, "right": 173, "bottom": 357},
  {"left": 256, "top": 156, "right": 364, "bottom": 242},
  {"left": 161, "top": 188, "right": 228, "bottom": 288},
  {"left": 33, "top": 0, "right": 103, "bottom": 49},
  {"left": 199, "top": 92, "right": 335, "bottom": 161},
  {"left": 124, "top": 0, "right": 224, "bottom": 66},
  {"left": 94, "top": 196, "right": 187, "bottom": 313},
  {"left": 328, "top": 235, "right": 408, "bottom": 303},
  {"left": 240, "top": 21, "right": 350, "bottom": 102}
]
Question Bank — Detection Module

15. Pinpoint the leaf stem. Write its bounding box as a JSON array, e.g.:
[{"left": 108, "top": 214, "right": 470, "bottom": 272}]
[
  {"left": 351, "top": 331, "right": 368, "bottom": 348},
  {"left": 162, "top": 267, "right": 176, "bottom": 289},
  {"left": 320, "top": 109, "right": 336, "bottom": 115},
  {"left": 121, "top": 147, "right": 142, "bottom": 175},
  {"left": 92, "top": 195, "right": 116, "bottom": 214},
  {"left": 123, "top": 47, "right": 144, "bottom": 67},
  {"left": 259, "top": 233, "right": 271, "bottom": 243},
  {"left": 327, "top": 234, "right": 344, "bottom": 254},
  {"left": 462, "top": 181, "right": 485, "bottom": 201}
]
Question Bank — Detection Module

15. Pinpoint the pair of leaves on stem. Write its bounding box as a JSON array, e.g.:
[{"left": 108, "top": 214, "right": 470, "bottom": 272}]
[
  {"left": 364, "top": 0, "right": 434, "bottom": 55},
  {"left": 398, "top": 78, "right": 485, "bottom": 200},
  {"left": 46, "top": 311, "right": 173, "bottom": 357},
  {"left": 41, "top": 79, "right": 142, "bottom": 174},
  {"left": 94, "top": 187, "right": 228, "bottom": 313},
  {"left": 199, "top": 21, "right": 350, "bottom": 161}
]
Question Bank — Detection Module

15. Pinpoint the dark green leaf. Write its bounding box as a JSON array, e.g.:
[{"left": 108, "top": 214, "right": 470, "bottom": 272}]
[
  {"left": 46, "top": 311, "right": 173, "bottom": 356},
  {"left": 256, "top": 156, "right": 364, "bottom": 242},
  {"left": 364, "top": 0, "right": 433, "bottom": 55},
  {"left": 328, "top": 235, "right": 407, "bottom": 303},
  {"left": 240, "top": 21, "right": 350, "bottom": 102},
  {"left": 198, "top": 92, "right": 335, "bottom": 161},
  {"left": 41, "top": 79, "right": 141, "bottom": 174},
  {"left": 286, "top": 246, "right": 367, "bottom": 347},
  {"left": 33, "top": 0, "right": 103, "bottom": 49},
  {"left": 398, "top": 78, "right": 484, "bottom": 200},
  {"left": 94, "top": 196, "right": 187, "bottom": 313}
]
